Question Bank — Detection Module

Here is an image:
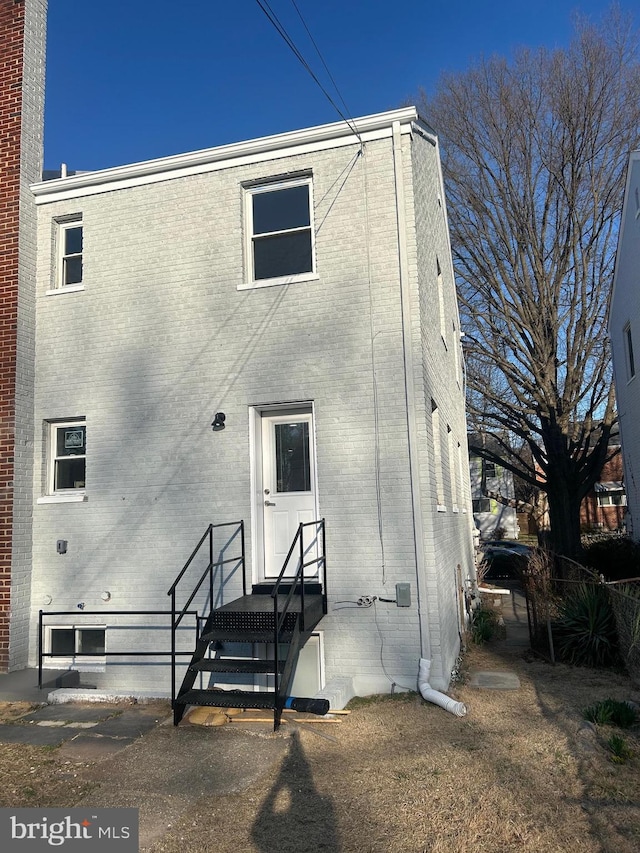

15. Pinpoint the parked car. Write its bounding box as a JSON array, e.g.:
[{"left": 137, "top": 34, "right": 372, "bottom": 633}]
[{"left": 479, "top": 540, "right": 532, "bottom": 582}]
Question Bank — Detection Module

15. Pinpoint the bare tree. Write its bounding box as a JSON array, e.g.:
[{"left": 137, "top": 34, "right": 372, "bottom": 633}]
[{"left": 421, "top": 8, "right": 640, "bottom": 560}]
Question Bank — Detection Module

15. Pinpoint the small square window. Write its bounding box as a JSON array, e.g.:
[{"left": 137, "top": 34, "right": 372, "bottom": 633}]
[
  {"left": 57, "top": 219, "right": 83, "bottom": 288},
  {"left": 47, "top": 420, "right": 86, "bottom": 494},
  {"left": 245, "top": 179, "right": 315, "bottom": 285}
]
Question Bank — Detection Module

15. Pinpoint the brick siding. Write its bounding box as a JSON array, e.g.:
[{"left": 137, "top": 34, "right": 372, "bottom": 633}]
[{"left": 0, "top": 0, "right": 45, "bottom": 671}]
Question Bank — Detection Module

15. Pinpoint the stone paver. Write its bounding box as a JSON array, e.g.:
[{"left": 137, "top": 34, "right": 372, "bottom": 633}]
[{"left": 468, "top": 670, "right": 521, "bottom": 689}]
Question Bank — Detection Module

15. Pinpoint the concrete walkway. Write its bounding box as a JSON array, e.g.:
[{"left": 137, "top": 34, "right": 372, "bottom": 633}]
[{"left": 468, "top": 583, "right": 530, "bottom": 690}]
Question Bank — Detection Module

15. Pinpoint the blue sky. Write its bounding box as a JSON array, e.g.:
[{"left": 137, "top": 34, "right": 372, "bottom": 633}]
[{"left": 45, "top": 1, "right": 636, "bottom": 171}]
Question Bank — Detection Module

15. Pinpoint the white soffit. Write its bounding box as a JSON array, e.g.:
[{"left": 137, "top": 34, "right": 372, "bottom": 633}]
[{"left": 33, "top": 107, "right": 421, "bottom": 204}]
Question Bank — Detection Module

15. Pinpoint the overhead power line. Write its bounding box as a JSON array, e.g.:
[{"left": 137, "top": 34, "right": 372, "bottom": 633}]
[{"left": 254, "top": 0, "right": 363, "bottom": 146}]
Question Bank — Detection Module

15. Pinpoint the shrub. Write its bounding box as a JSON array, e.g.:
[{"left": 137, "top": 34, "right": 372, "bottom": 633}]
[
  {"left": 607, "top": 733, "right": 633, "bottom": 764},
  {"left": 583, "top": 698, "right": 639, "bottom": 728},
  {"left": 582, "top": 536, "right": 640, "bottom": 582},
  {"left": 471, "top": 605, "right": 498, "bottom": 644},
  {"left": 553, "top": 583, "right": 620, "bottom": 667}
]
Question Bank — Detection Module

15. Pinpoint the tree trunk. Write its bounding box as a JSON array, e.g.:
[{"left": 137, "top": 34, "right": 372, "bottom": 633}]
[{"left": 545, "top": 476, "right": 583, "bottom": 569}]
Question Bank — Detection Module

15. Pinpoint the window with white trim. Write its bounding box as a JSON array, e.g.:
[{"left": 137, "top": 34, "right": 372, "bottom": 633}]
[
  {"left": 473, "top": 498, "right": 492, "bottom": 513},
  {"left": 245, "top": 178, "right": 315, "bottom": 285},
  {"left": 431, "top": 399, "right": 445, "bottom": 507},
  {"left": 46, "top": 626, "right": 105, "bottom": 669},
  {"left": 56, "top": 217, "right": 83, "bottom": 288},
  {"left": 597, "top": 492, "right": 627, "bottom": 507},
  {"left": 47, "top": 420, "right": 86, "bottom": 494},
  {"left": 624, "top": 322, "right": 635, "bottom": 380},
  {"left": 436, "top": 257, "right": 446, "bottom": 344}
]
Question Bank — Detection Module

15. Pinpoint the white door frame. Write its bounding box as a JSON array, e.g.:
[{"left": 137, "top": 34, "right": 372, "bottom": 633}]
[{"left": 249, "top": 402, "right": 319, "bottom": 584}]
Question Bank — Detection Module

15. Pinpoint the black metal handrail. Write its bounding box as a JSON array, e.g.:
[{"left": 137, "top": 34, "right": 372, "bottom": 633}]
[
  {"left": 271, "top": 519, "right": 326, "bottom": 712},
  {"left": 37, "top": 609, "right": 199, "bottom": 689},
  {"left": 167, "top": 520, "right": 246, "bottom": 708}
]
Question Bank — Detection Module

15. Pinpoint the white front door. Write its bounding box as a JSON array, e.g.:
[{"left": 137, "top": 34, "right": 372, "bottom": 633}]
[{"left": 260, "top": 410, "right": 318, "bottom": 579}]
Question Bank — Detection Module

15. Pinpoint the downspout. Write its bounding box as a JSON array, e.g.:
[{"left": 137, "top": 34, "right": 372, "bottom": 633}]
[
  {"left": 418, "top": 658, "right": 467, "bottom": 716},
  {"left": 391, "top": 120, "right": 431, "bottom": 664}
]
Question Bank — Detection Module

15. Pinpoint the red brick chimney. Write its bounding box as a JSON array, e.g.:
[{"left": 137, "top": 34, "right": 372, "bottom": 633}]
[{"left": 0, "top": 0, "right": 47, "bottom": 670}]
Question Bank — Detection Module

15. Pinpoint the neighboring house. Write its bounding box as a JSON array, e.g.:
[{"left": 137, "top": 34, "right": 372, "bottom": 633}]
[
  {"left": 469, "top": 446, "right": 519, "bottom": 541},
  {"left": 610, "top": 150, "right": 640, "bottom": 540},
  {"left": 580, "top": 447, "right": 626, "bottom": 532},
  {"left": 0, "top": 0, "right": 47, "bottom": 674},
  {"left": 0, "top": 9, "right": 476, "bottom": 711}
]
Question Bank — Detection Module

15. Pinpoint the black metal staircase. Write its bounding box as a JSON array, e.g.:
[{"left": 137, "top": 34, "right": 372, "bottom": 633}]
[{"left": 169, "top": 520, "right": 328, "bottom": 730}]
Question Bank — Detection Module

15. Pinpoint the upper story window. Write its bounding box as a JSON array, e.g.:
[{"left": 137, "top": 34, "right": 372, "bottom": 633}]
[
  {"left": 56, "top": 217, "right": 83, "bottom": 289},
  {"left": 624, "top": 322, "right": 635, "bottom": 381},
  {"left": 49, "top": 420, "right": 86, "bottom": 494},
  {"left": 483, "top": 460, "right": 497, "bottom": 479},
  {"left": 243, "top": 178, "right": 315, "bottom": 288}
]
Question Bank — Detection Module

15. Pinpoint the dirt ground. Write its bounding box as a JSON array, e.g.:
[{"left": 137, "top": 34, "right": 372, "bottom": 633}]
[{"left": 1, "top": 641, "right": 639, "bottom": 853}]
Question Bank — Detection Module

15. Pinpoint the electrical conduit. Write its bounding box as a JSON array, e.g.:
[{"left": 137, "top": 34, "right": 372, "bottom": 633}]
[{"left": 418, "top": 658, "right": 467, "bottom": 717}]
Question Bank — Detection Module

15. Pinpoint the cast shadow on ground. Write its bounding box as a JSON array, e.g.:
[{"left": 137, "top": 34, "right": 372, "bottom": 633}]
[{"left": 251, "top": 731, "right": 341, "bottom": 853}]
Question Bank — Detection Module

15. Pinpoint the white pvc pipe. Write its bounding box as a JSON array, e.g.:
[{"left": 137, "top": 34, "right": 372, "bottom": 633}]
[{"left": 418, "top": 658, "right": 467, "bottom": 717}]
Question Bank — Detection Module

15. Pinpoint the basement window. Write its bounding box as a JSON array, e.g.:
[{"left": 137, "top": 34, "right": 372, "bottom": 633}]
[{"left": 45, "top": 626, "right": 106, "bottom": 670}]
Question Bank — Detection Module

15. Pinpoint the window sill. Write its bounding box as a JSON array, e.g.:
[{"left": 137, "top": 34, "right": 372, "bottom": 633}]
[
  {"left": 43, "top": 659, "right": 105, "bottom": 672},
  {"left": 37, "top": 493, "right": 87, "bottom": 504},
  {"left": 452, "top": 506, "right": 459, "bottom": 513},
  {"left": 46, "top": 284, "right": 85, "bottom": 296},
  {"left": 238, "top": 271, "right": 319, "bottom": 291},
  {"left": 436, "top": 504, "right": 448, "bottom": 513}
]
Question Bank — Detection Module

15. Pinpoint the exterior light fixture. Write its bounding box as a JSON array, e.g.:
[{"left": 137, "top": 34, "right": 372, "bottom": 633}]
[{"left": 212, "top": 412, "right": 226, "bottom": 431}]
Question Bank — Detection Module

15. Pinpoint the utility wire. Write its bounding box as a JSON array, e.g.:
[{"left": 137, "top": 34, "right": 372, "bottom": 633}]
[
  {"left": 289, "top": 0, "right": 359, "bottom": 137},
  {"left": 254, "top": 0, "right": 362, "bottom": 146}
]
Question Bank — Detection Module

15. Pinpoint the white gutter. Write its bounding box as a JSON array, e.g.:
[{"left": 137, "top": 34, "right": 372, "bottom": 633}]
[
  {"left": 32, "top": 107, "right": 419, "bottom": 204},
  {"left": 392, "top": 120, "right": 431, "bottom": 663}
]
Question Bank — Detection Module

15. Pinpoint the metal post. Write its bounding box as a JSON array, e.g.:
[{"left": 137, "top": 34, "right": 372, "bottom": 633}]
[
  {"left": 209, "top": 525, "right": 214, "bottom": 614},
  {"left": 240, "top": 520, "right": 247, "bottom": 597},
  {"left": 170, "top": 591, "right": 176, "bottom": 707},
  {"left": 38, "top": 610, "right": 43, "bottom": 689},
  {"left": 299, "top": 523, "right": 305, "bottom": 631}
]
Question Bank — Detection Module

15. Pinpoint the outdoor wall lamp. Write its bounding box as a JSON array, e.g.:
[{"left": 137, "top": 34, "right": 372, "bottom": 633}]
[{"left": 211, "top": 412, "right": 226, "bottom": 431}]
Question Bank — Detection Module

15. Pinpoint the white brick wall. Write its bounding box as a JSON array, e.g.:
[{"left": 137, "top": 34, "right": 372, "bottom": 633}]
[{"left": 30, "top": 111, "right": 475, "bottom": 694}]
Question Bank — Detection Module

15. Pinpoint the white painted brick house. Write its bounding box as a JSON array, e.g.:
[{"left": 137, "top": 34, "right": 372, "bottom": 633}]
[
  {"left": 611, "top": 150, "right": 640, "bottom": 540},
  {"left": 28, "top": 107, "right": 475, "bottom": 701}
]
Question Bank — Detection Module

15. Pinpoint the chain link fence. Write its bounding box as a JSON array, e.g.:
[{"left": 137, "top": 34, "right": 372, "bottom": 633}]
[{"left": 522, "top": 550, "right": 640, "bottom": 685}]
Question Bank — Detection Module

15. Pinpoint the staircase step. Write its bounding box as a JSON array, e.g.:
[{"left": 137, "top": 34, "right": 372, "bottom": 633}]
[
  {"left": 189, "top": 658, "right": 283, "bottom": 675},
  {"left": 176, "top": 688, "right": 276, "bottom": 710},
  {"left": 201, "top": 629, "right": 292, "bottom": 644},
  {"left": 252, "top": 582, "right": 323, "bottom": 596}
]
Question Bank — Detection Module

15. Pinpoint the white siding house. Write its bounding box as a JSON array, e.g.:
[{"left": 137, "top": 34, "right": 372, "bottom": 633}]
[
  {"left": 27, "top": 108, "right": 475, "bottom": 700},
  {"left": 469, "top": 453, "right": 519, "bottom": 540},
  {"left": 611, "top": 150, "right": 640, "bottom": 540}
]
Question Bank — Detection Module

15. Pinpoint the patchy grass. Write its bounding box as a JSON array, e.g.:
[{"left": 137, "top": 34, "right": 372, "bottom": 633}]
[{"left": 0, "top": 653, "right": 639, "bottom": 852}]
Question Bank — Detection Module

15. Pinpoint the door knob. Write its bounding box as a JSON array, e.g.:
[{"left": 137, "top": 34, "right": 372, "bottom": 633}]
[{"left": 265, "top": 500, "right": 276, "bottom": 506}]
